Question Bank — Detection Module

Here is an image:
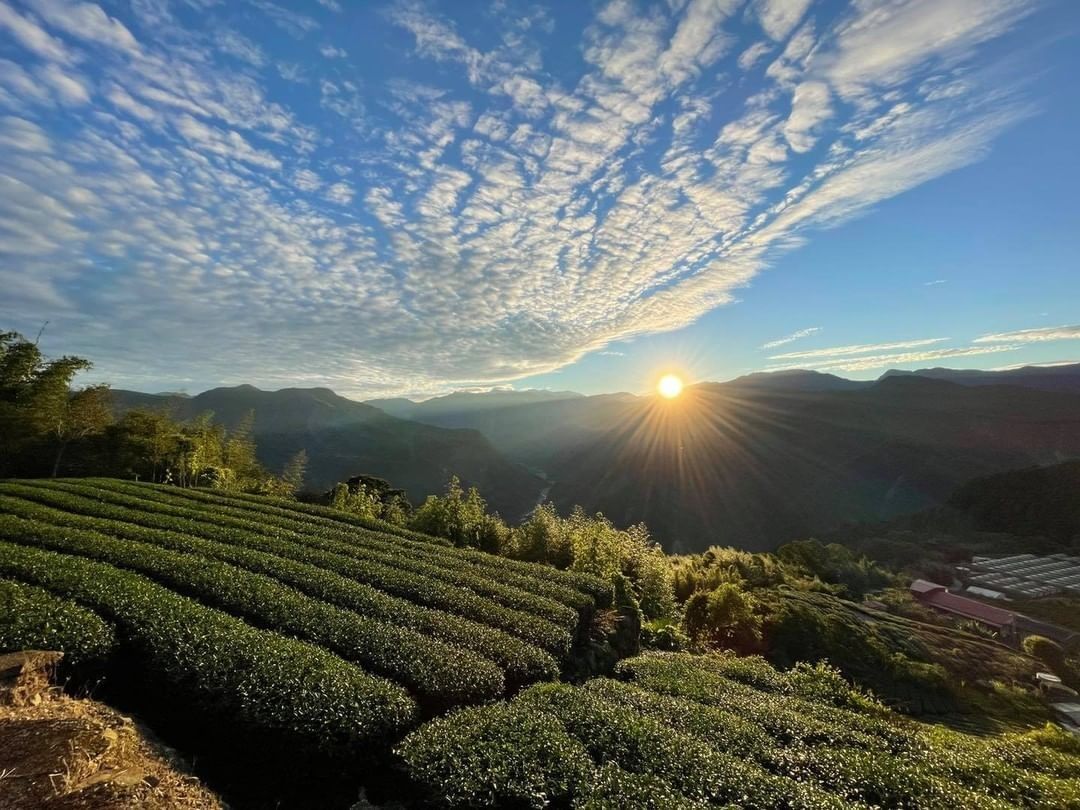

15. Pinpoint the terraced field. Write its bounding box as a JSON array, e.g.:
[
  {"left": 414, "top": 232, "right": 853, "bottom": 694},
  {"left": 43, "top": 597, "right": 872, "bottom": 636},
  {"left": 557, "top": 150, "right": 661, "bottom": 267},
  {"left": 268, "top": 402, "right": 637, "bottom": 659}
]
[
  {"left": 0, "top": 478, "right": 609, "bottom": 759},
  {"left": 399, "top": 652, "right": 1080, "bottom": 809}
]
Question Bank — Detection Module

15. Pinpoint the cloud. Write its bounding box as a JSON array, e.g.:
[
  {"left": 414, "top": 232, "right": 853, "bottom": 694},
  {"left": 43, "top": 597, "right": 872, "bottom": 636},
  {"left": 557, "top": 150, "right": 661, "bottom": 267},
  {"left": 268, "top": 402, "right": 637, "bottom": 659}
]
[
  {"left": 769, "top": 337, "right": 947, "bottom": 361},
  {"left": 753, "top": 0, "right": 812, "bottom": 41},
  {"left": 319, "top": 44, "right": 346, "bottom": 59},
  {"left": 37, "top": 62, "right": 90, "bottom": 104},
  {"left": 767, "top": 344, "right": 1019, "bottom": 373},
  {"left": 924, "top": 278, "right": 947, "bottom": 286},
  {"left": 25, "top": 0, "right": 140, "bottom": 55},
  {"left": 782, "top": 80, "right": 831, "bottom": 152},
  {"left": 760, "top": 326, "right": 820, "bottom": 350},
  {"left": 217, "top": 29, "right": 267, "bottom": 67},
  {"left": 324, "top": 181, "right": 354, "bottom": 204},
  {"left": 0, "top": 1, "right": 71, "bottom": 63},
  {"left": 0, "top": 0, "right": 1047, "bottom": 396},
  {"left": 974, "top": 325, "right": 1080, "bottom": 344}
]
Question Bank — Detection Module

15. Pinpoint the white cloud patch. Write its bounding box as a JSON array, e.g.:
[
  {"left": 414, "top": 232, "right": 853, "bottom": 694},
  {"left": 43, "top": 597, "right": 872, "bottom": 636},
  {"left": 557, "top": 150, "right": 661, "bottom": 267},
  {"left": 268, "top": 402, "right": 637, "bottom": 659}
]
[
  {"left": 0, "top": 0, "right": 1049, "bottom": 396},
  {"left": 753, "top": 0, "right": 813, "bottom": 41},
  {"left": 974, "top": 325, "right": 1080, "bottom": 344},
  {"left": 760, "top": 326, "right": 820, "bottom": 350}
]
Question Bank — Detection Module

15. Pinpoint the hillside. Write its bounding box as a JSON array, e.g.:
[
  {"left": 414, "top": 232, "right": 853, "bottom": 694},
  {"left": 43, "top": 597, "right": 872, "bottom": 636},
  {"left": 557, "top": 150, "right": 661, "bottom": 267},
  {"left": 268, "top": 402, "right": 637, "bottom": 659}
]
[
  {"left": 948, "top": 460, "right": 1080, "bottom": 543},
  {"left": 111, "top": 385, "right": 544, "bottom": 518},
  {"left": 0, "top": 478, "right": 608, "bottom": 806},
  {"left": 545, "top": 377, "right": 1080, "bottom": 552}
]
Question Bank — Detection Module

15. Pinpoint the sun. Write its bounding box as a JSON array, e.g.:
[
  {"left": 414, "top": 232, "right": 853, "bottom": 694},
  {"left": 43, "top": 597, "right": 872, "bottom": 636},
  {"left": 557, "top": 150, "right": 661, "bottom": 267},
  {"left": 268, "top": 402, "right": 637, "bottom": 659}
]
[{"left": 657, "top": 373, "right": 684, "bottom": 399}]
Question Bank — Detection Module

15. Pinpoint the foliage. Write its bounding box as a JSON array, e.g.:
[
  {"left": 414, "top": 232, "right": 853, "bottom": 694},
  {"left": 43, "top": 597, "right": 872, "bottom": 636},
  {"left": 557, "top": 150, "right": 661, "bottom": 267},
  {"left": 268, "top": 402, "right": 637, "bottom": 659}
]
[
  {"left": 0, "top": 578, "right": 115, "bottom": 666},
  {"left": 776, "top": 538, "right": 894, "bottom": 599},
  {"left": 1023, "top": 635, "right": 1068, "bottom": 675},
  {"left": 410, "top": 476, "right": 509, "bottom": 553},
  {"left": 0, "top": 540, "right": 417, "bottom": 753},
  {"left": 400, "top": 652, "right": 1080, "bottom": 808},
  {"left": 506, "top": 504, "right": 675, "bottom": 621},
  {"left": 682, "top": 582, "right": 762, "bottom": 652},
  {"left": 396, "top": 702, "right": 595, "bottom": 809},
  {"left": 640, "top": 618, "right": 688, "bottom": 652},
  {"left": 0, "top": 480, "right": 593, "bottom": 674},
  {"left": 0, "top": 329, "right": 111, "bottom": 479}
]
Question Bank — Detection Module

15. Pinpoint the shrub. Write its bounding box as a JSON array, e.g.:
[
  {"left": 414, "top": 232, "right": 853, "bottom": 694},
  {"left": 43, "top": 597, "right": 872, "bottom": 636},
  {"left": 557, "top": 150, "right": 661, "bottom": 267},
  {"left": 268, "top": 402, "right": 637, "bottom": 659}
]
[
  {"left": 0, "top": 578, "right": 114, "bottom": 666},
  {"left": 1023, "top": 635, "right": 1067, "bottom": 675}
]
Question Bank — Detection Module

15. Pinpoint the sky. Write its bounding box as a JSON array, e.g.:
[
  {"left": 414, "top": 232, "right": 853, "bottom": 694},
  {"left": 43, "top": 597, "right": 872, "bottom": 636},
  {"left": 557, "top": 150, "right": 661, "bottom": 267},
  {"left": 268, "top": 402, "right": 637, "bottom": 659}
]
[{"left": 0, "top": 0, "right": 1077, "bottom": 399}]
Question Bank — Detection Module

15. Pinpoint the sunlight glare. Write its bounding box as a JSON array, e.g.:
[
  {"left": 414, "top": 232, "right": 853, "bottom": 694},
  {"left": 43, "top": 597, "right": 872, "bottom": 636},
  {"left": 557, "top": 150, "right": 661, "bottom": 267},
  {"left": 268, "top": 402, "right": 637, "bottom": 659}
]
[{"left": 657, "top": 374, "right": 684, "bottom": 399}]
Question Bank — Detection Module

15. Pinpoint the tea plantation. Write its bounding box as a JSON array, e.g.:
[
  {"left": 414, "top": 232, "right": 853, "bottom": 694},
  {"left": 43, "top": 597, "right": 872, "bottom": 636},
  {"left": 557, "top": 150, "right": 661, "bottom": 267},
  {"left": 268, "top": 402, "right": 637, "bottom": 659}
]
[
  {"left": 0, "top": 478, "right": 607, "bottom": 753},
  {"left": 399, "top": 651, "right": 1080, "bottom": 809},
  {"left": 4, "top": 479, "right": 1080, "bottom": 808}
]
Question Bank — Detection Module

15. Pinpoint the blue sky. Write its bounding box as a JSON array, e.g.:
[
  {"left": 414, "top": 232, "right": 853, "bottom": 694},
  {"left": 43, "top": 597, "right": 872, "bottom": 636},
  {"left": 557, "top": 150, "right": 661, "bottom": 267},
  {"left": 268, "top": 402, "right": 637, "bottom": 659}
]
[{"left": 0, "top": 0, "right": 1077, "bottom": 398}]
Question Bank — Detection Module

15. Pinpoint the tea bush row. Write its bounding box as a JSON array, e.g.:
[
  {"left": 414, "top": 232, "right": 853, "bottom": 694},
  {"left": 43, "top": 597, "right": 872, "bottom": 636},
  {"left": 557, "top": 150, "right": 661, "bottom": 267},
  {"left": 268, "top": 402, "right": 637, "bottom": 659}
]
[
  {"left": 0, "top": 493, "right": 557, "bottom": 686},
  {"left": 85, "top": 478, "right": 605, "bottom": 611},
  {"left": 0, "top": 541, "right": 416, "bottom": 751},
  {"left": 398, "top": 652, "right": 1080, "bottom": 808},
  {"left": 0, "top": 577, "right": 114, "bottom": 665},
  {"left": 0, "top": 513, "right": 505, "bottom": 709},
  {"left": 4, "top": 483, "right": 572, "bottom": 654}
]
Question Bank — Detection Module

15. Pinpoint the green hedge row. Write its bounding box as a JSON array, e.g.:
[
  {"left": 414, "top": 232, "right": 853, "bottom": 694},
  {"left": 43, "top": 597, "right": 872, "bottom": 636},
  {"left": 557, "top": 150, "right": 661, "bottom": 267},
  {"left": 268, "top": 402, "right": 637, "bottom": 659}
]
[
  {"left": 0, "top": 541, "right": 415, "bottom": 751},
  {"left": 0, "top": 493, "right": 557, "bottom": 686},
  {"left": 75, "top": 478, "right": 611, "bottom": 605},
  {"left": 398, "top": 653, "right": 1080, "bottom": 808},
  {"left": 57, "top": 479, "right": 590, "bottom": 623},
  {"left": 24, "top": 481, "right": 577, "bottom": 645},
  {"left": 0, "top": 578, "right": 115, "bottom": 666},
  {"left": 614, "top": 653, "right": 910, "bottom": 751},
  {"left": 0, "top": 513, "right": 505, "bottom": 710},
  {"left": 5, "top": 483, "right": 572, "bottom": 654}
]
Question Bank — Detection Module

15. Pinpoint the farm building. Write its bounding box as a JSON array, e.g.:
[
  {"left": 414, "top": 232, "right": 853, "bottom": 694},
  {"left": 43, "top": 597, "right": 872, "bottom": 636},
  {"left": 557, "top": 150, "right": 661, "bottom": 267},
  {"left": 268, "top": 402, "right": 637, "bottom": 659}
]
[
  {"left": 958, "top": 553, "right": 1080, "bottom": 599},
  {"left": 909, "top": 579, "right": 1018, "bottom": 638}
]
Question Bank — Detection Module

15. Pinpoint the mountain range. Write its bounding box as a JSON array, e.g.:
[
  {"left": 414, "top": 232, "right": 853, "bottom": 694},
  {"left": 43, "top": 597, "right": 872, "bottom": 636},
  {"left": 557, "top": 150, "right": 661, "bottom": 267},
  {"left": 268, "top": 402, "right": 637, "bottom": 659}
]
[
  {"left": 113, "top": 363, "right": 1080, "bottom": 551},
  {"left": 110, "top": 385, "right": 544, "bottom": 519}
]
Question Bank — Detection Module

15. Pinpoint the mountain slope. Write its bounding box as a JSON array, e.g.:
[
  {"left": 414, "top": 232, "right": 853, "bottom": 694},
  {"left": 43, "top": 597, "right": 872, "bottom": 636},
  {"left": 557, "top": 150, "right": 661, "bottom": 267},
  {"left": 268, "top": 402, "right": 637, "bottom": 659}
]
[
  {"left": 545, "top": 377, "right": 1080, "bottom": 552},
  {"left": 110, "top": 386, "right": 543, "bottom": 517},
  {"left": 366, "top": 391, "right": 639, "bottom": 470}
]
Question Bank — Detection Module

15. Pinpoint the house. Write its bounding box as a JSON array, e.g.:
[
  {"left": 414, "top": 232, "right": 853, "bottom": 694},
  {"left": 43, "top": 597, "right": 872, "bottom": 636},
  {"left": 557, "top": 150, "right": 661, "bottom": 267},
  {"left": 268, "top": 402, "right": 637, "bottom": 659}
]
[{"left": 910, "top": 579, "right": 1018, "bottom": 638}]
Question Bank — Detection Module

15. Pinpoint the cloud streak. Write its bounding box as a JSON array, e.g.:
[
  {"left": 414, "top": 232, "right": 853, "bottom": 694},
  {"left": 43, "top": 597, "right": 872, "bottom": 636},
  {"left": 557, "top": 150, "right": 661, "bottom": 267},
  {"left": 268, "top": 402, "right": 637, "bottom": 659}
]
[
  {"left": 974, "top": 325, "right": 1080, "bottom": 344},
  {"left": 760, "top": 326, "right": 820, "bottom": 350}
]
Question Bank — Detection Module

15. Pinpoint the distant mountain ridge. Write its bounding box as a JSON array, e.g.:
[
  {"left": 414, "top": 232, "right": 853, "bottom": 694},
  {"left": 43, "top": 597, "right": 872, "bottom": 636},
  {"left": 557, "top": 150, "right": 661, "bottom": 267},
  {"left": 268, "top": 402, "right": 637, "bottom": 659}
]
[
  {"left": 111, "top": 362, "right": 1080, "bottom": 550},
  {"left": 110, "top": 385, "right": 544, "bottom": 518},
  {"left": 881, "top": 362, "right": 1080, "bottom": 393}
]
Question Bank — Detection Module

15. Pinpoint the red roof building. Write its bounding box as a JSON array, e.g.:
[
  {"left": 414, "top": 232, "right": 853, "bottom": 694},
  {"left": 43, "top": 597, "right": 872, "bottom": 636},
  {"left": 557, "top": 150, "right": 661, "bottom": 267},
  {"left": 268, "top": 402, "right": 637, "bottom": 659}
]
[{"left": 909, "top": 580, "right": 1018, "bottom": 629}]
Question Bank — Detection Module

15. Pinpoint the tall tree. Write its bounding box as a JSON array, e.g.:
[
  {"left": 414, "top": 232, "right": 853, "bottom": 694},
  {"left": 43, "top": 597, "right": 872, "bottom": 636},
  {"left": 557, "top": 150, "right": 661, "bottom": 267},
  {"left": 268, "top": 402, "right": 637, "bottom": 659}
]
[{"left": 48, "top": 384, "right": 112, "bottom": 476}]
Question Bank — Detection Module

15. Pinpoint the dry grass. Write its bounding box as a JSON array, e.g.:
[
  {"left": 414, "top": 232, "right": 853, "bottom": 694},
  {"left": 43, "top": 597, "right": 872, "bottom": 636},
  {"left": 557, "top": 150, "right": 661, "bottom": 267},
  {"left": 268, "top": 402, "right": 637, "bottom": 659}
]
[{"left": 0, "top": 658, "right": 223, "bottom": 810}]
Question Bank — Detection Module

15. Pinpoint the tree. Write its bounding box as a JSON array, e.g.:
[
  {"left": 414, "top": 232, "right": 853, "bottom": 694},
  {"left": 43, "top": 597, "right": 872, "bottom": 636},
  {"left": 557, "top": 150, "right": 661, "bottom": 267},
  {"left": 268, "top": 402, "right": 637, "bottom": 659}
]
[
  {"left": 410, "top": 476, "right": 508, "bottom": 550},
  {"left": 0, "top": 330, "right": 111, "bottom": 477},
  {"left": 48, "top": 384, "right": 112, "bottom": 476}
]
